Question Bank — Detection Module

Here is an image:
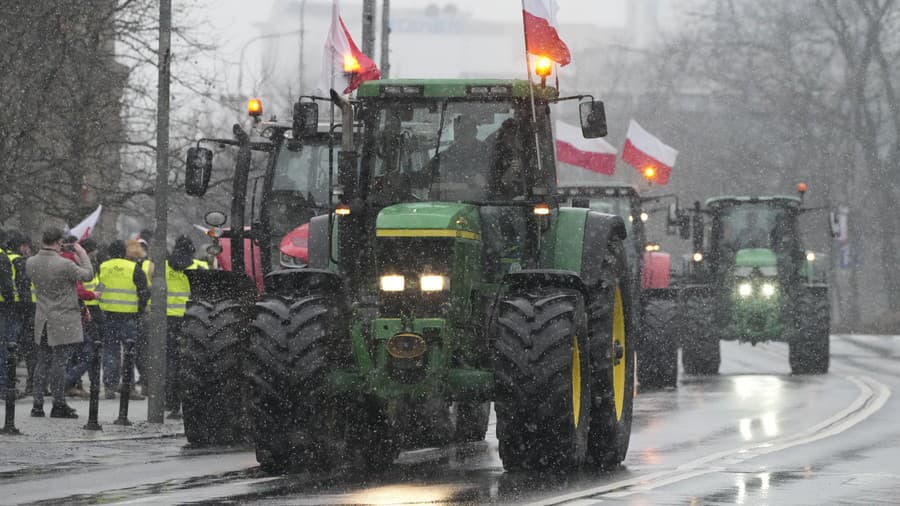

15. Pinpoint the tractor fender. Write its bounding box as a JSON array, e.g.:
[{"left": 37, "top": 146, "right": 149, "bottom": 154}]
[
  {"left": 504, "top": 269, "right": 589, "bottom": 298},
  {"left": 581, "top": 211, "right": 627, "bottom": 289},
  {"left": 307, "top": 214, "right": 331, "bottom": 270},
  {"left": 264, "top": 268, "right": 344, "bottom": 297},
  {"left": 185, "top": 269, "right": 257, "bottom": 305}
]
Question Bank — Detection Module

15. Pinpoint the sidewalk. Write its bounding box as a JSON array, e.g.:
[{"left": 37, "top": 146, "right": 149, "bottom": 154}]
[{"left": 0, "top": 393, "right": 184, "bottom": 443}]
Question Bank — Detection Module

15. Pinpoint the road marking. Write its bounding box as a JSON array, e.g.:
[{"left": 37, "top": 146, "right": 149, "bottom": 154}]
[{"left": 526, "top": 374, "right": 890, "bottom": 506}]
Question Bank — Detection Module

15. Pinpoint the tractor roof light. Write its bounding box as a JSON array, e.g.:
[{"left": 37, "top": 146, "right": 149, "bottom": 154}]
[
  {"left": 645, "top": 243, "right": 661, "bottom": 252},
  {"left": 248, "top": 98, "right": 263, "bottom": 118},
  {"left": 534, "top": 56, "right": 553, "bottom": 78},
  {"left": 533, "top": 203, "right": 551, "bottom": 216},
  {"left": 640, "top": 212, "right": 649, "bottom": 222},
  {"left": 692, "top": 252, "right": 704, "bottom": 262},
  {"left": 335, "top": 203, "right": 351, "bottom": 216},
  {"left": 797, "top": 182, "right": 808, "bottom": 195},
  {"left": 643, "top": 166, "right": 657, "bottom": 181}
]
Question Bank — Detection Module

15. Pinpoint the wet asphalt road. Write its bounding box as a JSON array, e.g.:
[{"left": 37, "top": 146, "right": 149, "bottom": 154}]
[{"left": 1, "top": 334, "right": 897, "bottom": 505}]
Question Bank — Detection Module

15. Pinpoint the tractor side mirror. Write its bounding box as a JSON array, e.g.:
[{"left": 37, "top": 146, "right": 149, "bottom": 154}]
[
  {"left": 579, "top": 100, "right": 608, "bottom": 138},
  {"left": 185, "top": 147, "right": 213, "bottom": 197},
  {"left": 293, "top": 102, "right": 319, "bottom": 139}
]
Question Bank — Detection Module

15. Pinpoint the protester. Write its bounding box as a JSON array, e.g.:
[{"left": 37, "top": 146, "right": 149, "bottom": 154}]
[
  {"left": 4, "top": 231, "right": 36, "bottom": 397},
  {"left": 126, "top": 239, "right": 151, "bottom": 396},
  {"left": 164, "top": 236, "right": 208, "bottom": 417},
  {"left": 99, "top": 240, "right": 147, "bottom": 399},
  {"left": 0, "top": 229, "right": 23, "bottom": 395},
  {"left": 60, "top": 236, "right": 101, "bottom": 397},
  {"left": 26, "top": 227, "right": 94, "bottom": 418}
]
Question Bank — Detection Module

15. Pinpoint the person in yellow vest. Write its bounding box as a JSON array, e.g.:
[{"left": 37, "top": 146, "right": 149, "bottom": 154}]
[
  {"left": 0, "top": 230, "right": 29, "bottom": 395},
  {"left": 99, "top": 240, "right": 148, "bottom": 400},
  {"left": 164, "top": 236, "right": 207, "bottom": 417}
]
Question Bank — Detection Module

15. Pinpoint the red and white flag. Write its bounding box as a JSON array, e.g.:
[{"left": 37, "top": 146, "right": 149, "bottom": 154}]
[
  {"left": 317, "top": 0, "right": 380, "bottom": 95},
  {"left": 68, "top": 205, "right": 102, "bottom": 241},
  {"left": 522, "top": 0, "right": 571, "bottom": 66},
  {"left": 555, "top": 121, "right": 617, "bottom": 175},
  {"left": 622, "top": 120, "right": 678, "bottom": 185}
]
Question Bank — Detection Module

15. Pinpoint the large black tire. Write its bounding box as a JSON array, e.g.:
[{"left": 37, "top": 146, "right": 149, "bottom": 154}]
[
  {"left": 248, "top": 293, "right": 345, "bottom": 474},
  {"left": 452, "top": 401, "right": 490, "bottom": 443},
  {"left": 789, "top": 291, "right": 830, "bottom": 374},
  {"left": 587, "top": 240, "right": 636, "bottom": 468},
  {"left": 637, "top": 297, "right": 679, "bottom": 390},
  {"left": 494, "top": 288, "right": 591, "bottom": 471},
  {"left": 180, "top": 299, "right": 248, "bottom": 446},
  {"left": 681, "top": 295, "right": 719, "bottom": 375}
]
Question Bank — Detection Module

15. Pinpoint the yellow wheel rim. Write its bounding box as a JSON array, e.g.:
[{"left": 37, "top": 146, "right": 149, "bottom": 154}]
[
  {"left": 612, "top": 286, "right": 626, "bottom": 421},
  {"left": 572, "top": 336, "right": 581, "bottom": 428}
]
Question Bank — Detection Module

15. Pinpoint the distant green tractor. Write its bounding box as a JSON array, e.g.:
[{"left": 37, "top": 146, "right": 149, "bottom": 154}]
[
  {"left": 680, "top": 192, "right": 829, "bottom": 375},
  {"left": 230, "top": 79, "right": 637, "bottom": 473}
]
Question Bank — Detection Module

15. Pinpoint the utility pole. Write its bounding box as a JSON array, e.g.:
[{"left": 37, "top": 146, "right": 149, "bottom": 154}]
[
  {"left": 380, "top": 0, "right": 390, "bottom": 78},
  {"left": 361, "top": 0, "right": 377, "bottom": 58},
  {"left": 298, "top": 0, "right": 307, "bottom": 93},
  {"left": 147, "top": 0, "right": 171, "bottom": 423}
]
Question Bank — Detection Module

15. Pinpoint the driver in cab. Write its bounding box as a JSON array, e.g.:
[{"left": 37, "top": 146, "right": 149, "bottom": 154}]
[{"left": 424, "top": 115, "right": 490, "bottom": 197}]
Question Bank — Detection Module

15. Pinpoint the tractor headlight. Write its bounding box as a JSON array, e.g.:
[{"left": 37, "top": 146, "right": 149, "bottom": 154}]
[
  {"left": 419, "top": 274, "right": 448, "bottom": 292},
  {"left": 738, "top": 282, "right": 753, "bottom": 298},
  {"left": 761, "top": 282, "right": 776, "bottom": 298},
  {"left": 380, "top": 274, "right": 405, "bottom": 292}
]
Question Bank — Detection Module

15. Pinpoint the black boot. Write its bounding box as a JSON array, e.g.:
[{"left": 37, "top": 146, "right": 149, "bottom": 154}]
[
  {"left": 50, "top": 402, "right": 78, "bottom": 419},
  {"left": 31, "top": 403, "right": 45, "bottom": 417}
]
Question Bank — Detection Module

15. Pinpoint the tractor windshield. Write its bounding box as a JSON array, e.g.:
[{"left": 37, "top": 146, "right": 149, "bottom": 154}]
[
  {"left": 267, "top": 139, "right": 332, "bottom": 238},
  {"left": 362, "top": 99, "right": 550, "bottom": 204},
  {"left": 712, "top": 202, "right": 801, "bottom": 269}
]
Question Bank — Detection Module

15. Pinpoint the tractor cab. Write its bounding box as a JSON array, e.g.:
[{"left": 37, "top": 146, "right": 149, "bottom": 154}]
[
  {"left": 557, "top": 185, "right": 646, "bottom": 263},
  {"left": 184, "top": 100, "right": 337, "bottom": 289}
]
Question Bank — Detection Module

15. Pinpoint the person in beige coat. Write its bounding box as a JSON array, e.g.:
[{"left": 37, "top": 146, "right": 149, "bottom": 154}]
[{"left": 25, "top": 227, "right": 94, "bottom": 418}]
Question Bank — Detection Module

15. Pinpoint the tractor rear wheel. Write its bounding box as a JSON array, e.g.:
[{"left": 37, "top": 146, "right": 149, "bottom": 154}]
[
  {"left": 789, "top": 292, "right": 830, "bottom": 374},
  {"left": 248, "top": 293, "right": 345, "bottom": 473},
  {"left": 494, "top": 288, "right": 591, "bottom": 471},
  {"left": 587, "top": 240, "right": 636, "bottom": 468},
  {"left": 681, "top": 296, "right": 719, "bottom": 375},
  {"left": 180, "top": 299, "right": 248, "bottom": 446},
  {"left": 637, "top": 298, "right": 679, "bottom": 389}
]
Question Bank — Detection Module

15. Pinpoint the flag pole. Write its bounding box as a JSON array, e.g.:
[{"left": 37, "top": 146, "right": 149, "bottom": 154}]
[{"left": 519, "top": 0, "right": 545, "bottom": 186}]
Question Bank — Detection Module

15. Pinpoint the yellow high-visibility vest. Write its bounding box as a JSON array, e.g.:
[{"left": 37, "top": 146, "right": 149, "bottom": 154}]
[
  {"left": 83, "top": 273, "right": 101, "bottom": 307},
  {"left": 3, "top": 253, "right": 35, "bottom": 303},
  {"left": 99, "top": 258, "right": 139, "bottom": 313},
  {"left": 165, "top": 259, "right": 207, "bottom": 317}
]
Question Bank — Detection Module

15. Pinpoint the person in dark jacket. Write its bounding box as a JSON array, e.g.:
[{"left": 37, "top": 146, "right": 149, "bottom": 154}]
[{"left": 0, "top": 229, "right": 27, "bottom": 394}]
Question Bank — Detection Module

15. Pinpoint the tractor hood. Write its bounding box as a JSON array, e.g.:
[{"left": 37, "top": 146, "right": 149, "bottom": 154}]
[
  {"left": 376, "top": 202, "right": 482, "bottom": 240},
  {"left": 734, "top": 248, "right": 778, "bottom": 277}
]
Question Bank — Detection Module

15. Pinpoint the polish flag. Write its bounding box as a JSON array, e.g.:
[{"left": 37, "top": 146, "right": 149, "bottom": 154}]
[
  {"left": 555, "top": 121, "right": 617, "bottom": 175},
  {"left": 68, "top": 205, "right": 102, "bottom": 241},
  {"left": 522, "top": 0, "right": 571, "bottom": 66},
  {"left": 622, "top": 120, "right": 678, "bottom": 185},
  {"left": 317, "top": 0, "right": 381, "bottom": 96}
]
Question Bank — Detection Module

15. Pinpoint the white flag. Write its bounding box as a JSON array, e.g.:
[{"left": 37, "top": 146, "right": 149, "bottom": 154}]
[{"left": 68, "top": 205, "right": 102, "bottom": 241}]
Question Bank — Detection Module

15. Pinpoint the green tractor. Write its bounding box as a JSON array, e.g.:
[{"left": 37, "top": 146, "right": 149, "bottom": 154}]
[
  {"left": 559, "top": 185, "right": 686, "bottom": 389},
  {"left": 679, "top": 190, "right": 829, "bottom": 375},
  {"left": 219, "top": 79, "right": 637, "bottom": 473}
]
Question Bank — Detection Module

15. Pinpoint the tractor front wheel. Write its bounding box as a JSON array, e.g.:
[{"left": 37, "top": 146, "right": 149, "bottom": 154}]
[
  {"left": 248, "top": 293, "right": 344, "bottom": 473},
  {"left": 637, "top": 298, "right": 679, "bottom": 389},
  {"left": 180, "top": 299, "right": 248, "bottom": 446},
  {"left": 789, "top": 292, "right": 830, "bottom": 374},
  {"left": 681, "top": 296, "right": 719, "bottom": 375},
  {"left": 494, "top": 288, "right": 591, "bottom": 471}
]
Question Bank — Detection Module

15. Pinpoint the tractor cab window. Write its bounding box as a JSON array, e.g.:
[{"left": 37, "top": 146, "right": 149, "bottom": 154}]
[
  {"left": 363, "top": 99, "right": 544, "bottom": 204},
  {"left": 268, "top": 140, "right": 332, "bottom": 238},
  {"left": 713, "top": 203, "right": 800, "bottom": 269}
]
